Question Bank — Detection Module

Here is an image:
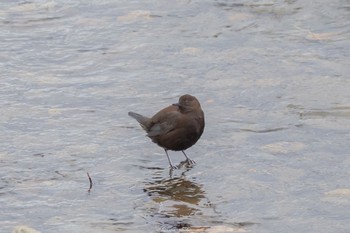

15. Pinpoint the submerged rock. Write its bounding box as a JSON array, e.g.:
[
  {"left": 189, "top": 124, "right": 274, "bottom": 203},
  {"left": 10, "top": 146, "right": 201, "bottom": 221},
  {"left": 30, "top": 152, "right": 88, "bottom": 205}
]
[{"left": 12, "top": 226, "right": 41, "bottom": 233}]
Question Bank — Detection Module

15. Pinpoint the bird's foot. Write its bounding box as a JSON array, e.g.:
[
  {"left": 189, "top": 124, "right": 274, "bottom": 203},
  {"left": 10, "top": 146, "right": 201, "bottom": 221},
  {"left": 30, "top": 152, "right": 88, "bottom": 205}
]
[
  {"left": 186, "top": 158, "right": 196, "bottom": 165},
  {"left": 177, "top": 159, "right": 196, "bottom": 168}
]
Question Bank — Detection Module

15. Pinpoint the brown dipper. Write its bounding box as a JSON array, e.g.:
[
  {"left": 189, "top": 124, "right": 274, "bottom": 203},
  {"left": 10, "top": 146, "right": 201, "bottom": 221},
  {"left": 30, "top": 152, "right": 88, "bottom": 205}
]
[{"left": 128, "top": 94, "right": 205, "bottom": 169}]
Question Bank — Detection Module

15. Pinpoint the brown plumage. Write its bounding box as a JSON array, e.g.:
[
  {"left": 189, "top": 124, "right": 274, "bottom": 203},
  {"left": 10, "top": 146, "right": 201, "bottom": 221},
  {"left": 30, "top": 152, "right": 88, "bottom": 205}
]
[{"left": 128, "top": 94, "right": 205, "bottom": 169}]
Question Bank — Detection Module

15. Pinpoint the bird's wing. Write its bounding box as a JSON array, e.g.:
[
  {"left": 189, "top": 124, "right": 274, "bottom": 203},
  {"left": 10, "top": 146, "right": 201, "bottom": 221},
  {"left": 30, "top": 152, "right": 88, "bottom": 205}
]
[{"left": 147, "top": 111, "right": 180, "bottom": 137}]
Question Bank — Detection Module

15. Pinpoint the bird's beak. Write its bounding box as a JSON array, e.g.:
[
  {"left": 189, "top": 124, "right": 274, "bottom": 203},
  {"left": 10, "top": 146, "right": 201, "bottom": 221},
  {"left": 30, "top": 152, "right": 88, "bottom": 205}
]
[{"left": 172, "top": 103, "right": 180, "bottom": 107}]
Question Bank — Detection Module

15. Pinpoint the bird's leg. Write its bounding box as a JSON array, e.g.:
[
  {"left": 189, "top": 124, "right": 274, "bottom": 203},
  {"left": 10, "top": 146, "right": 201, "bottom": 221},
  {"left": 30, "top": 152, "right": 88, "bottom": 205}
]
[
  {"left": 182, "top": 150, "right": 196, "bottom": 165},
  {"left": 165, "top": 149, "right": 177, "bottom": 169}
]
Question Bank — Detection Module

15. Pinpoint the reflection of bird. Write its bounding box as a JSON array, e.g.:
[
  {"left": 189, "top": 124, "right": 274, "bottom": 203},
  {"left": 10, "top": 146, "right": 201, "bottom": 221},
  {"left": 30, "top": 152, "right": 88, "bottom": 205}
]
[
  {"left": 128, "top": 94, "right": 205, "bottom": 169},
  {"left": 144, "top": 176, "right": 205, "bottom": 211},
  {"left": 143, "top": 175, "right": 207, "bottom": 229}
]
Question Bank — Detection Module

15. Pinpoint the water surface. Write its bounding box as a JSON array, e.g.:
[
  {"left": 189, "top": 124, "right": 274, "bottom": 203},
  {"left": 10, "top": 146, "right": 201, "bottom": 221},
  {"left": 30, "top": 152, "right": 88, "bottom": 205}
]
[{"left": 1, "top": 0, "right": 349, "bottom": 232}]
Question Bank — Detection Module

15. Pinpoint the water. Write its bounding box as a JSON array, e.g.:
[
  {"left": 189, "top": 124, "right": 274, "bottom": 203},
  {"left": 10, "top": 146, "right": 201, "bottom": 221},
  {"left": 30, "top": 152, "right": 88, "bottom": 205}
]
[{"left": 1, "top": 0, "right": 349, "bottom": 232}]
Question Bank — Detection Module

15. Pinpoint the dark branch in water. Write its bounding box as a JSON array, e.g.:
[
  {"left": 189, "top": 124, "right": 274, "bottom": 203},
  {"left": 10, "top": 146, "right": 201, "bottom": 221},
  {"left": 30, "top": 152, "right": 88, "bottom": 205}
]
[{"left": 87, "top": 172, "right": 92, "bottom": 192}]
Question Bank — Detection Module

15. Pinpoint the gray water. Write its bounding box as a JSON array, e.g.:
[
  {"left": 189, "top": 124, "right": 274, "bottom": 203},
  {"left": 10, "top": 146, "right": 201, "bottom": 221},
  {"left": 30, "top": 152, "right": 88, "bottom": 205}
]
[{"left": 1, "top": 0, "right": 350, "bottom": 232}]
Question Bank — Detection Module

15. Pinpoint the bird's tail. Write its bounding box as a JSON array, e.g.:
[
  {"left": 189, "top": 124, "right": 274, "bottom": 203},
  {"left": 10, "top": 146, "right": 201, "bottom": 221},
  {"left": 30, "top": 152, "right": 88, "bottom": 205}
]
[{"left": 128, "top": 112, "right": 150, "bottom": 131}]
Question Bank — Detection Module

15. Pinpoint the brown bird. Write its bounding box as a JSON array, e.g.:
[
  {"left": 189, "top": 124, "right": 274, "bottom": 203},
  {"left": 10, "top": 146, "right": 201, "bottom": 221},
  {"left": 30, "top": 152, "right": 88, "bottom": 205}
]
[{"left": 128, "top": 94, "right": 205, "bottom": 169}]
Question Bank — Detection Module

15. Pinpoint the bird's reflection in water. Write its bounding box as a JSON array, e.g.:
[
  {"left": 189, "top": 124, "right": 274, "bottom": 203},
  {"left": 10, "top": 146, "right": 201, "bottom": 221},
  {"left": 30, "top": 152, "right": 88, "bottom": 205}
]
[
  {"left": 145, "top": 176, "right": 204, "bottom": 215},
  {"left": 143, "top": 168, "right": 211, "bottom": 231}
]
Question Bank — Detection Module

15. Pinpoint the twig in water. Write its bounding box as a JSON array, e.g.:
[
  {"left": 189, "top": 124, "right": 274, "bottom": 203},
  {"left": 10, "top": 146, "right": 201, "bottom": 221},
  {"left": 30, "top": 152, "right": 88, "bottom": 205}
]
[{"left": 87, "top": 172, "right": 92, "bottom": 192}]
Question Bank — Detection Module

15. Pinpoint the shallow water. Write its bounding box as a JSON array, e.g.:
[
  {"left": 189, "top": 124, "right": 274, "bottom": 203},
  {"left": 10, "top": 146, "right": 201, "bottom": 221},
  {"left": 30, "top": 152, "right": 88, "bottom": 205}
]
[{"left": 1, "top": 0, "right": 349, "bottom": 232}]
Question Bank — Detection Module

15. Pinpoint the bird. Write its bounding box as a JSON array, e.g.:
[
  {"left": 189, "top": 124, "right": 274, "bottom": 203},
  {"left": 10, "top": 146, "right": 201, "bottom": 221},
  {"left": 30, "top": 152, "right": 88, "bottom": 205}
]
[{"left": 128, "top": 94, "right": 205, "bottom": 169}]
